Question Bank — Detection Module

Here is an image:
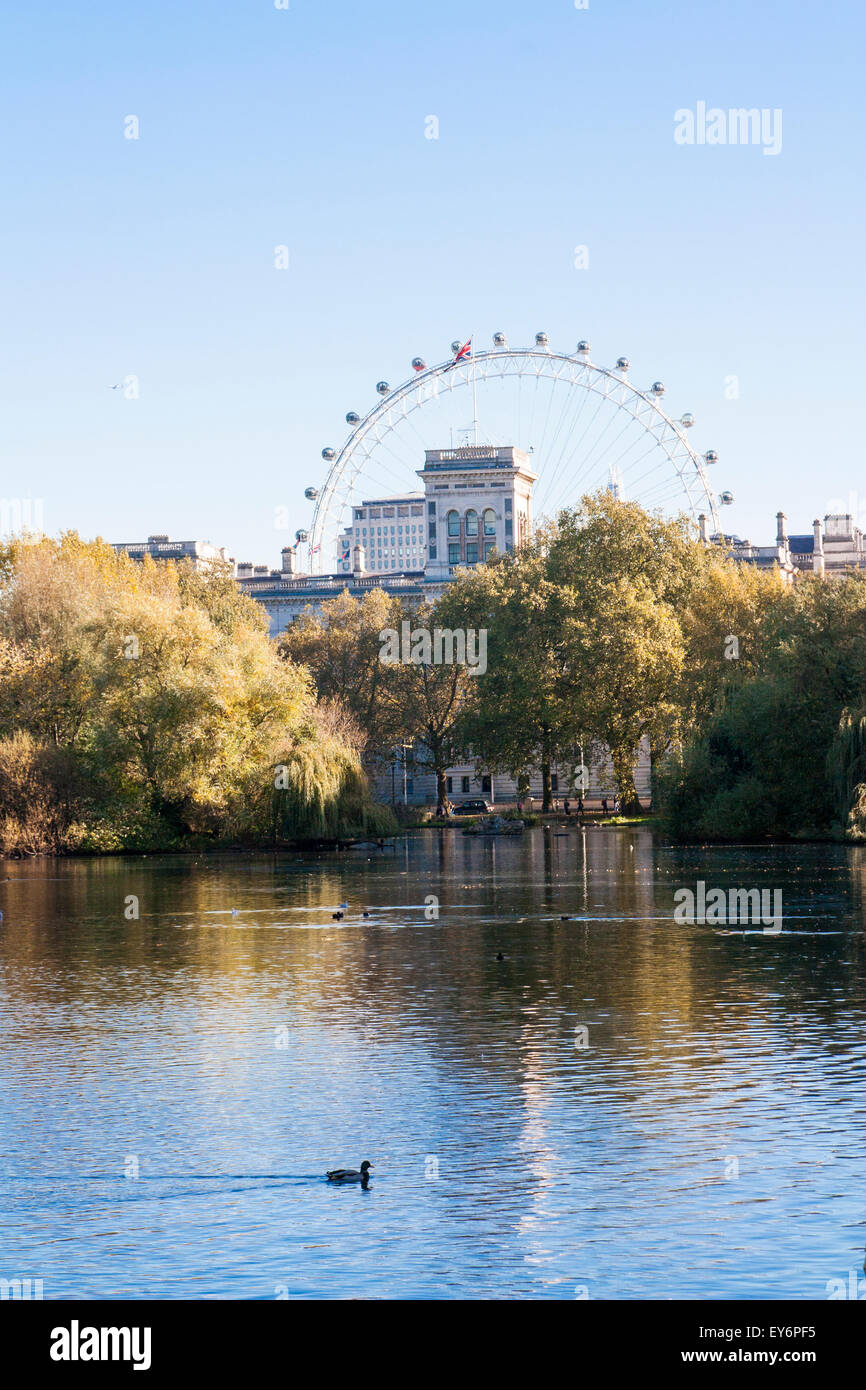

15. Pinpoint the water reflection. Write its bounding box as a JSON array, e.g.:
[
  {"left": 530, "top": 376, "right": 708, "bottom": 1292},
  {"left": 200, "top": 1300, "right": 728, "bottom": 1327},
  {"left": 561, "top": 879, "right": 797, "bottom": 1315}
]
[{"left": 0, "top": 829, "right": 865, "bottom": 1299}]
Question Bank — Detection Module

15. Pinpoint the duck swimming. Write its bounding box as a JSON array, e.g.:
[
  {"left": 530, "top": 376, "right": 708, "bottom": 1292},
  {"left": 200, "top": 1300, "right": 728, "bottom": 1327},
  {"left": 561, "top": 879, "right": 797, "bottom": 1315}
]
[{"left": 326, "top": 1160, "right": 373, "bottom": 1185}]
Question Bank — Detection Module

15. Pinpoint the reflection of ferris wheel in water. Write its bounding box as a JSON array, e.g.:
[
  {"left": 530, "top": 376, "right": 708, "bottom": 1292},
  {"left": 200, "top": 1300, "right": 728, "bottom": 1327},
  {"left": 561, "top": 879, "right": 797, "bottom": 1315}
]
[{"left": 299, "top": 332, "right": 731, "bottom": 575}]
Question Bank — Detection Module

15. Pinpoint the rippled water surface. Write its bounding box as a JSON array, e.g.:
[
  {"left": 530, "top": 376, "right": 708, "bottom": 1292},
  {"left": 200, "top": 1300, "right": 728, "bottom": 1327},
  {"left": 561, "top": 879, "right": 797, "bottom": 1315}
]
[{"left": 1, "top": 828, "right": 866, "bottom": 1300}]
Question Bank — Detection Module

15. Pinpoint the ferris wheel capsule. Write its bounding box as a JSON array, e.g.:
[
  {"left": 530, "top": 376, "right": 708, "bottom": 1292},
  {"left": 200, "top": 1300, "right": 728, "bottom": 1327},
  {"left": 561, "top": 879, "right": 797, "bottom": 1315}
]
[
  {"left": 295, "top": 528, "right": 309, "bottom": 543},
  {"left": 493, "top": 332, "right": 507, "bottom": 347},
  {"left": 376, "top": 381, "right": 390, "bottom": 396},
  {"left": 576, "top": 340, "right": 591, "bottom": 354},
  {"left": 704, "top": 449, "right": 719, "bottom": 464},
  {"left": 304, "top": 486, "right": 319, "bottom": 501},
  {"left": 651, "top": 381, "right": 665, "bottom": 396},
  {"left": 681, "top": 412, "right": 695, "bottom": 428},
  {"left": 321, "top": 447, "right": 336, "bottom": 461},
  {"left": 450, "top": 341, "right": 462, "bottom": 354},
  {"left": 535, "top": 332, "right": 550, "bottom": 347},
  {"left": 346, "top": 411, "right": 360, "bottom": 425},
  {"left": 411, "top": 357, "right": 426, "bottom": 372},
  {"left": 719, "top": 490, "right": 734, "bottom": 505},
  {"left": 616, "top": 356, "right": 630, "bottom": 372}
]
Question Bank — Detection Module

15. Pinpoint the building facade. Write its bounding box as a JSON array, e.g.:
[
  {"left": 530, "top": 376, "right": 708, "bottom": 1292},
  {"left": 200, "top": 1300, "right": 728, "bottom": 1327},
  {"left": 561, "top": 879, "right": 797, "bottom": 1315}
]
[
  {"left": 338, "top": 494, "right": 426, "bottom": 575},
  {"left": 712, "top": 511, "right": 866, "bottom": 581},
  {"left": 375, "top": 742, "right": 652, "bottom": 809},
  {"left": 234, "top": 443, "right": 535, "bottom": 636},
  {"left": 112, "top": 534, "right": 236, "bottom": 572}
]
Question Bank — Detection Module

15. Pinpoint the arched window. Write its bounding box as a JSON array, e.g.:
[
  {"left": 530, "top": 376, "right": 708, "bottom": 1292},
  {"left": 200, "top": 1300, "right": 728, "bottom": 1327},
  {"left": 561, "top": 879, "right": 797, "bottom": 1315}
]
[
  {"left": 483, "top": 508, "right": 496, "bottom": 536},
  {"left": 447, "top": 510, "right": 460, "bottom": 537},
  {"left": 465, "top": 509, "right": 478, "bottom": 536}
]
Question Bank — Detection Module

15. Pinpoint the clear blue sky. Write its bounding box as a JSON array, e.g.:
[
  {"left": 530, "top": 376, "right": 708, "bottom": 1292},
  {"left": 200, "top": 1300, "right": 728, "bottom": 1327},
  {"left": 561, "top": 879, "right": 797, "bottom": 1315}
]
[{"left": 2, "top": 0, "right": 864, "bottom": 563}]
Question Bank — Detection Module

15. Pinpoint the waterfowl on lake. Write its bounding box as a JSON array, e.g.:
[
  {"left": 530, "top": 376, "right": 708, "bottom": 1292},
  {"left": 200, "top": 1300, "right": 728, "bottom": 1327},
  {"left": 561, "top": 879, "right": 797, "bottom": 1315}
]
[
  {"left": 332, "top": 911, "right": 344, "bottom": 920},
  {"left": 495, "top": 951, "right": 505, "bottom": 961},
  {"left": 326, "top": 1160, "right": 373, "bottom": 1184}
]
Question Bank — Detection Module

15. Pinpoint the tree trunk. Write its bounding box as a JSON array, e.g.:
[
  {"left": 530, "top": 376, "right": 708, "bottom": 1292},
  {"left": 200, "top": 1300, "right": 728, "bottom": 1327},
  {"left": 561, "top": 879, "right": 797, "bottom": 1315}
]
[
  {"left": 436, "top": 765, "right": 448, "bottom": 811},
  {"left": 540, "top": 731, "right": 553, "bottom": 812},
  {"left": 612, "top": 747, "right": 641, "bottom": 816}
]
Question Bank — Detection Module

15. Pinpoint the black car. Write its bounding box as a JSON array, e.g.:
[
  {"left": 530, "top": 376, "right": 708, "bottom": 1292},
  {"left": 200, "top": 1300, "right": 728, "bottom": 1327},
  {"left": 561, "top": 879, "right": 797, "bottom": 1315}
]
[{"left": 452, "top": 799, "right": 493, "bottom": 815}]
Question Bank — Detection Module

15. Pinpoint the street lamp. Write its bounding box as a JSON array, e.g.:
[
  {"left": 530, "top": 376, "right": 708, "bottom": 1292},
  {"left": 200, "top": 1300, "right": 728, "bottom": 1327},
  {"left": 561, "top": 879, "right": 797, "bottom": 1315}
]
[{"left": 401, "top": 740, "right": 414, "bottom": 805}]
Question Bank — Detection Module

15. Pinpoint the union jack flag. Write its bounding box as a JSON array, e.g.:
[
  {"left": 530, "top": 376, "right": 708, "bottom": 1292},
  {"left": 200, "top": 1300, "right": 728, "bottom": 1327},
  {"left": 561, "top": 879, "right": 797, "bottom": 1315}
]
[{"left": 453, "top": 339, "right": 471, "bottom": 362}]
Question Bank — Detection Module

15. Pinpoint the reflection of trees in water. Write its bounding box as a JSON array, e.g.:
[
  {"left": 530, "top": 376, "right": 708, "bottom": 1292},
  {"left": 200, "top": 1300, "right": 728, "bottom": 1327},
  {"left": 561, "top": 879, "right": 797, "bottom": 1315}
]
[{"left": 3, "top": 834, "right": 866, "bottom": 1105}]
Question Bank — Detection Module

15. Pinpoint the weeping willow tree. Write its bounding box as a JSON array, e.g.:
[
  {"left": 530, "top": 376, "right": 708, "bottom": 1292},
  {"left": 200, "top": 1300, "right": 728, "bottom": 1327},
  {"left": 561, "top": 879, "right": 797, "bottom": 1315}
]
[
  {"left": 0, "top": 534, "right": 395, "bottom": 851},
  {"left": 827, "top": 708, "right": 866, "bottom": 840},
  {"left": 232, "top": 722, "right": 395, "bottom": 843}
]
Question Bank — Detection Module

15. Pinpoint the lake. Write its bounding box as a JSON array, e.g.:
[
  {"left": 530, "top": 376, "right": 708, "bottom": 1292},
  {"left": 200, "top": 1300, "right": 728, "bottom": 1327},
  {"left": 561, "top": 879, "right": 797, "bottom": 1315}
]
[{"left": 1, "top": 827, "right": 865, "bottom": 1300}]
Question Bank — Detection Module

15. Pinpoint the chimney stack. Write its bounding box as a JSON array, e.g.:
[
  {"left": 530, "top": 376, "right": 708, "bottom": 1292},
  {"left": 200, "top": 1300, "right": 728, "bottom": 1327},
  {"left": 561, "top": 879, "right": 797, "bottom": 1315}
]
[
  {"left": 776, "top": 511, "right": 787, "bottom": 545},
  {"left": 697, "top": 513, "right": 709, "bottom": 544},
  {"left": 813, "top": 518, "right": 825, "bottom": 575}
]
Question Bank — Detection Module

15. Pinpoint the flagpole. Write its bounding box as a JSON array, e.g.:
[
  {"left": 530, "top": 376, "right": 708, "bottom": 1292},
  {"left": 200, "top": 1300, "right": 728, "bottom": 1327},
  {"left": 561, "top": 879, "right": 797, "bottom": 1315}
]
[{"left": 472, "top": 330, "right": 478, "bottom": 445}]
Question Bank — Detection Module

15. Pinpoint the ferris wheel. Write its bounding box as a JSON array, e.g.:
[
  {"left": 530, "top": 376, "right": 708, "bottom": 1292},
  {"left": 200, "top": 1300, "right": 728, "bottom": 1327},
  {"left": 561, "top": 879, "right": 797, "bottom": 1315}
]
[{"left": 299, "top": 332, "right": 729, "bottom": 575}]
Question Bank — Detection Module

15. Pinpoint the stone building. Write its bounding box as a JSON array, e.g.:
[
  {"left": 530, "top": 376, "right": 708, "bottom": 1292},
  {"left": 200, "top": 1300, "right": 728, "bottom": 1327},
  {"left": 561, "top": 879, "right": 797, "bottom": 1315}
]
[
  {"left": 234, "top": 444, "right": 534, "bottom": 635},
  {"left": 714, "top": 511, "right": 866, "bottom": 581},
  {"left": 112, "top": 534, "right": 236, "bottom": 572}
]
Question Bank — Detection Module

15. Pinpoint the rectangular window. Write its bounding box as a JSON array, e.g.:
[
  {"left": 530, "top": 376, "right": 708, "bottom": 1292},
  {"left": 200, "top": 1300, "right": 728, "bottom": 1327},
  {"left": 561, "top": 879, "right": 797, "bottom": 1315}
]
[
  {"left": 446, "top": 776, "right": 453, "bottom": 793},
  {"left": 448, "top": 543, "right": 460, "bottom": 564},
  {"left": 428, "top": 501, "right": 436, "bottom": 514},
  {"left": 551, "top": 774, "right": 559, "bottom": 792},
  {"left": 406, "top": 778, "right": 414, "bottom": 794},
  {"left": 429, "top": 545, "right": 436, "bottom": 559},
  {"left": 465, "top": 542, "right": 478, "bottom": 564},
  {"left": 383, "top": 507, "right": 395, "bottom": 517},
  {"left": 461, "top": 776, "right": 470, "bottom": 794},
  {"left": 398, "top": 506, "right": 408, "bottom": 517},
  {"left": 481, "top": 775, "right": 491, "bottom": 794},
  {"left": 411, "top": 505, "right": 423, "bottom": 516},
  {"left": 504, "top": 519, "right": 513, "bottom": 538},
  {"left": 484, "top": 541, "right": 495, "bottom": 559}
]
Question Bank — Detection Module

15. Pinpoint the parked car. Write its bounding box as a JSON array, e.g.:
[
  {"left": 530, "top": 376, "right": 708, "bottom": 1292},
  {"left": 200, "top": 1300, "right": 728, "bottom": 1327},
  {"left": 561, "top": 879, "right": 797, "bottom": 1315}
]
[{"left": 453, "top": 799, "right": 493, "bottom": 815}]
